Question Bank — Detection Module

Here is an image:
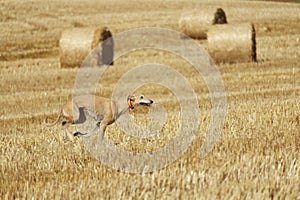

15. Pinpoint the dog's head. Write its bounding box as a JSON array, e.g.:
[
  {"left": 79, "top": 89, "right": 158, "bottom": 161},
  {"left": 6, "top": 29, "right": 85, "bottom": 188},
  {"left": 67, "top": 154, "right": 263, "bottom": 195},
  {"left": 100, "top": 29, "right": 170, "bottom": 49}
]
[{"left": 127, "top": 95, "right": 154, "bottom": 109}]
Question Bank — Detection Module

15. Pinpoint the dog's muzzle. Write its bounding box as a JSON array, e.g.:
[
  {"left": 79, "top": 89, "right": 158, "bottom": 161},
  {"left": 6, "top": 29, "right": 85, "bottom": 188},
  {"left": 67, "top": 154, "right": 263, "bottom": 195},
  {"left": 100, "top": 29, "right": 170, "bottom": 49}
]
[{"left": 140, "top": 100, "right": 154, "bottom": 106}]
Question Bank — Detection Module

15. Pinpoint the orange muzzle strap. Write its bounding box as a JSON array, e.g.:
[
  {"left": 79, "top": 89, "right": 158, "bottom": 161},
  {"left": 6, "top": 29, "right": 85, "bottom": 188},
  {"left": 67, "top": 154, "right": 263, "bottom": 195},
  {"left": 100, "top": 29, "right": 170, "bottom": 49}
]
[{"left": 128, "top": 99, "right": 134, "bottom": 109}]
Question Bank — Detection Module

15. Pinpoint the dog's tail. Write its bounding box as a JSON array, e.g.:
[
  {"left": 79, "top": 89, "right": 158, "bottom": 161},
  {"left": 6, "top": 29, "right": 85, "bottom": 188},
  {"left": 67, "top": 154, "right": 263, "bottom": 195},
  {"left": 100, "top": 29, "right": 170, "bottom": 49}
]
[{"left": 43, "top": 110, "right": 62, "bottom": 127}]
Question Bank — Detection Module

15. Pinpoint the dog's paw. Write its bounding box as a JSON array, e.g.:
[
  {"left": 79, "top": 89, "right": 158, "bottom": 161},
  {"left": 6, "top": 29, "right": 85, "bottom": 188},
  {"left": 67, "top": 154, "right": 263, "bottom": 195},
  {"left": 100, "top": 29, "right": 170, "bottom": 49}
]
[{"left": 74, "top": 132, "right": 82, "bottom": 136}]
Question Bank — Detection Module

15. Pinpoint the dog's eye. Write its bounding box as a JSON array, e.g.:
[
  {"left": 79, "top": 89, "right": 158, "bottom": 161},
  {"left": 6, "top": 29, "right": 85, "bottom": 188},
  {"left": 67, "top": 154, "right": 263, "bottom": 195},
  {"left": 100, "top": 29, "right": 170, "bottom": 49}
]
[{"left": 140, "top": 95, "right": 144, "bottom": 99}]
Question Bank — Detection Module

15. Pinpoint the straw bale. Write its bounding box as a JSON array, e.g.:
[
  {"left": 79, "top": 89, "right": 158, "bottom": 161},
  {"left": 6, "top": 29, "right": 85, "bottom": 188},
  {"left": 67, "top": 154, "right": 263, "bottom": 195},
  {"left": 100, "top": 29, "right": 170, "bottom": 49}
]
[
  {"left": 207, "top": 23, "right": 257, "bottom": 63},
  {"left": 59, "top": 27, "right": 106, "bottom": 68},
  {"left": 179, "top": 8, "right": 227, "bottom": 39}
]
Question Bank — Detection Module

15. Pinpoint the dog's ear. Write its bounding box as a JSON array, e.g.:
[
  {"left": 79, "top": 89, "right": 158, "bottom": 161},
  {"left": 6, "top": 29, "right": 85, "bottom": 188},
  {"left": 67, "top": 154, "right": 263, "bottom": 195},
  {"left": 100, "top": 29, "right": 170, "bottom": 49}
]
[
  {"left": 127, "top": 95, "right": 133, "bottom": 100},
  {"left": 128, "top": 95, "right": 136, "bottom": 102}
]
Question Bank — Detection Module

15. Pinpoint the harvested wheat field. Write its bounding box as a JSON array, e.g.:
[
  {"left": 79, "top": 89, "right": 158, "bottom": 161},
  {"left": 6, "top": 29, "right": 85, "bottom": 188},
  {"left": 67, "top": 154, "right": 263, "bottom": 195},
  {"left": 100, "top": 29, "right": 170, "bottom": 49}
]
[{"left": 1, "top": 0, "right": 299, "bottom": 199}]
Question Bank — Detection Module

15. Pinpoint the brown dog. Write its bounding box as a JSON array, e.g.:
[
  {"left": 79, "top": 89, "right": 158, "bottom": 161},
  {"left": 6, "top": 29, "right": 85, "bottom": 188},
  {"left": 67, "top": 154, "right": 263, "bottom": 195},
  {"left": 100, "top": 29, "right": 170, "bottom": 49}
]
[{"left": 44, "top": 94, "right": 153, "bottom": 142}]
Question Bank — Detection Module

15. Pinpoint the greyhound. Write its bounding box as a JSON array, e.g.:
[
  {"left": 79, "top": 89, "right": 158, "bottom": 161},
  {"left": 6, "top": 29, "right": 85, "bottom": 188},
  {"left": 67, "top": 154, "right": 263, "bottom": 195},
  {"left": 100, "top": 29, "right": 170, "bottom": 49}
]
[{"left": 44, "top": 94, "right": 153, "bottom": 142}]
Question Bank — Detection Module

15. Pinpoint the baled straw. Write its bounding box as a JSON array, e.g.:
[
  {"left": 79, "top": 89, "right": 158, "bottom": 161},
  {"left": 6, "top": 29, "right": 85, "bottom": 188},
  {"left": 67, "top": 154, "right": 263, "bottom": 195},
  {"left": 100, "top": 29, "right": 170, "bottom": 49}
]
[
  {"left": 59, "top": 27, "right": 104, "bottom": 68},
  {"left": 207, "top": 23, "right": 257, "bottom": 64},
  {"left": 179, "top": 8, "right": 227, "bottom": 39}
]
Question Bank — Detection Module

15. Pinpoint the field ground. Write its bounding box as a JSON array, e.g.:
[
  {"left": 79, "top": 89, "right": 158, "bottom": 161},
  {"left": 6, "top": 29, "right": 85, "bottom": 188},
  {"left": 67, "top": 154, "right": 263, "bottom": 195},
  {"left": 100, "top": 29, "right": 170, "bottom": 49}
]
[{"left": 0, "top": 0, "right": 299, "bottom": 199}]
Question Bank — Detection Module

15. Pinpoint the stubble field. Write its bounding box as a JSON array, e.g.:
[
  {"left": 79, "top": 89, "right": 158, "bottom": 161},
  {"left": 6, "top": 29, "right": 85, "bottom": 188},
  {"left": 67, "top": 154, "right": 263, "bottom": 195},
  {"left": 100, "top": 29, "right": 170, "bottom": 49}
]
[{"left": 0, "top": 0, "right": 299, "bottom": 199}]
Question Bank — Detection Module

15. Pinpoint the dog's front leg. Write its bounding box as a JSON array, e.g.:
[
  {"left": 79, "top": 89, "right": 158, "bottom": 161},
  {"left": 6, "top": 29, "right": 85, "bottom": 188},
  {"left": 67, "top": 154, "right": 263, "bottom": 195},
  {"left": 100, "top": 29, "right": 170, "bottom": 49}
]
[{"left": 98, "top": 123, "right": 107, "bottom": 141}]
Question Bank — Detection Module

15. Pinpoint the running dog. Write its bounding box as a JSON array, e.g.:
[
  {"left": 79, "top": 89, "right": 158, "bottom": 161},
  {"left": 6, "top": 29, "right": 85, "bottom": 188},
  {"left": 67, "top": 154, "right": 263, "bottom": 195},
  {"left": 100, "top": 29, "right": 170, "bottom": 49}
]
[{"left": 44, "top": 94, "right": 153, "bottom": 142}]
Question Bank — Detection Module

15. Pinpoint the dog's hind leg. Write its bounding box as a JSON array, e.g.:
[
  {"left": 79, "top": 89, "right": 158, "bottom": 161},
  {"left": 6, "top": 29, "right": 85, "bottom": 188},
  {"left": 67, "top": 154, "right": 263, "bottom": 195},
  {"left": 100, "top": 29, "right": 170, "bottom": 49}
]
[
  {"left": 63, "top": 130, "right": 68, "bottom": 142},
  {"left": 62, "top": 122, "right": 74, "bottom": 142},
  {"left": 73, "top": 121, "right": 101, "bottom": 138},
  {"left": 65, "top": 128, "right": 75, "bottom": 142}
]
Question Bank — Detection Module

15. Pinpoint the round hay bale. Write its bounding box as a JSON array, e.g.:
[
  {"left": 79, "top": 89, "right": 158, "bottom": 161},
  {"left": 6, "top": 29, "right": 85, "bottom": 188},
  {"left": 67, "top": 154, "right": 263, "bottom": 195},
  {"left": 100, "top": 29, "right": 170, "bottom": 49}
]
[
  {"left": 59, "top": 27, "right": 110, "bottom": 68},
  {"left": 179, "top": 8, "right": 227, "bottom": 39},
  {"left": 207, "top": 23, "right": 257, "bottom": 64}
]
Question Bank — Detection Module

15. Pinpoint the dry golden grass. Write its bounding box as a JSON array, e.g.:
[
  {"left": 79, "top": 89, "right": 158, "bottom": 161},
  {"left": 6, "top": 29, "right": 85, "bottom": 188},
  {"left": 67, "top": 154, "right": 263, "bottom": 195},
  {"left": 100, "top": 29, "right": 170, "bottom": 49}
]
[{"left": 1, "top": 0, "right": 299, "bottom": 199}]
